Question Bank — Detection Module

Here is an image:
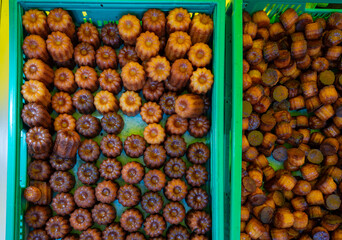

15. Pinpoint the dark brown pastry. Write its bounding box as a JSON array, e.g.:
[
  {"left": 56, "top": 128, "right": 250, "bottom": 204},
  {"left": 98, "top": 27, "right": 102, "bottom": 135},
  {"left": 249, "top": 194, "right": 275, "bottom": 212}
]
[
  {"left": 142, "top": 9, "right": 166, "bottom": 37},
  {"left": 100, "top": 134, "right": 123, "bottom": 158},
  {"left": 53, "top": 130, "right": 81, "bottom": 159},
  {"left": 101, "top": 112, "right": 124, "bottom": 135},
  {"left": 28, "top": 160, "right": 53, "bottom": 181},
  {"left": 118, "top": 45, "right": 139, "bottom": 67},
  {"left": 54, "top": 67, "right": 77, "bottom": 93},
  {"left": 26, "top": 126, "right": 52, "bottom": 160},
  {"left": 21, "top": 103, "right": 52, "bottom": 129},
  {"left": 22, "top": 9, "right": 49, "bottom": 38},
  {"left": 51, "top": 193, "right": 76, "bottom": 216},
  {"left": 54, "top": 114, "right": 76, "bottom": 132},
  {"left": 121, "top": 161, "right": 144, "bottom": 184},
  {"left": 75, "top": 66, "right": 99, "bottom": 92},
  {"left": 49, "top": 153, "right": 76, "bottom": 171},
  {"left": 74, "top": 185, "right": 96, "bottom": 208},
  {"left": 166, "top": 114, "right": 188, "bottom": 135},
  {"left": 47, "top": 8, "right": 75, "bottom": 38},
  {"left": 99, "top": 158, "right": 122, "bottom": 180},
  {"left": 77, "top": 162, "right": 99, "bottom": 185},
  {"left": 167, "top": 225, "right": 190, "bottom": 240},
  {"left": 117, "top": 184, "right": 141, "bottom": 207},
  {"left": 101, "top": 23, "right": 122, "bottom": 48},
  {"left": 92, "top": 203, "right": 116, "bottom": 225},
  {"left": 186, "top": 211, "right": 211, "bottom": 235},
  {"left": 140, "top": 102, "right": 163, "bottom": 124},
  {"left": 27, "top": 229, "right": 50, "bottom": 240},
  {"left": 126, "top": 232, "right": 146, "bottom": 240},
  {"left": 24, "top": 186, "right": 42, "bottom": 203},
  {"left": 76, "top": 115, "right": 101, "bottom": 138},
  {"left": 144, "top": 169, "right": 167, "bottom": 192},
  {"left": 22, "top": 34, "right": 50, "bottom": 63},
  {"left": 77, "top": 22, "right": 100, "bottom": 49},
  {"left": 187, "top": 142, "right": 210, "bottom": 164},
  {"left": 55, "top": 58, "right": 75, "bottom": 69},
  {"left": 164, "top": 158, "right": 186, "bottom": 179},
  {"left": 52, "top": 92, "right": 74, "bottom": 114},
  {"left": 164, "top": 135, "right": 187, "bottom": 157},
  {"left": 63, "top": 234, "right": 79, "bottom": 240},
  {"left": 95, "top": 180, "right": 118, "bottom": 203},
  {"left": 186, "top": 165, "right": 208, "bottom": 187},
  {"left": 202, "top": 95, "right": 210, "bottom": 114},
  {"left": 46, "top": 31, "right": 73, "bottom": 63},
  {"left": 49, "top": 171, "right": 75, "bottom": 193},
  {"left": 141, "top": 191, "right": 164, "bottom": 214},
  {"left": 74, "top": 42, "right": 96, "bottom": 67},
  {"left": 24, "top": 205, "right": 51, "bottom": 228},
  {"left": 72, "top": 89, "right": 95, "bottom": 114},
  {"left": 159, "top": 92, "right": 177, "bottom": 115},
  {"left": 124, "top": 135, "right": 146, "bottom": 158},
  {"left": 102, "top": 223, "right": 126, "bottom": 240},
  {"left": 96, "top": 45, "right": 118, "bottom": 70},
  {"left": 143, "top": 144, "right": 167, "bottom": 169},
  {"left": 143, "top": 123, "right": 166, "bottom": 145},
  {"left": 120, "top": 208, "right": 143, "bottom": 232},
  {"left": 143, "top": 79, "right": 165, "bottom": 102},
  {"left": 29, "top": 181, "right": 52, "bottom": 205},
  {"left": 164, "top": 179, "right": 188, "bottom": 201},
  {"left": 45, "top": 216, "right": 71, "bottom": 239},
  {"left": 163, "top": 201, "right": 186, "bottom": 224},
  {"left": 189, "top": 115, "right": 210, "bottom": 138},
  {"left": 80, "top": 228, "right": 101, "bottom": 240},
  {"left": 144, "top": 214, "right": 166, "bottom": 237},
  {"left": 99, "top": 68, "right": 122, "bottom": 94},
  {"left": 186, "top": 188, "right": 209, "bottom": 211},
  {"left": 70, "top": 208, "right": 93, "bottom": 231},
  {"left": 78, "top": 139, "right": 100, "bottom": 162}
]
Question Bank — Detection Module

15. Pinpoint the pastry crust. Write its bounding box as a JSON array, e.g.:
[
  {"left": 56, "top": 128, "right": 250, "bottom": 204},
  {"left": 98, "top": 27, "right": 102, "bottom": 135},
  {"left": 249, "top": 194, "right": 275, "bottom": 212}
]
[
  {"left": 101, "top": 22, "right": 122, "bottom": 48},
  {"left": 47, "top": 8, "right": 75, "bottom": 38},
  {"left": 46, "top": 31, "right": 73, "bottom": 62},
  {"left": 21, "top": 102, "right": 52, "bottom": 129},
  {"left": 166, "top": 8, "right": 191, "bottom": 33},
  {"left": 119, "top": 91, "right": 142, "bottom": 116},
  {"left": 26, "top": 126, "right": 52, "bottom": 160},
  {"left": 99, "top": 158, "right": 122, "bottom": 180},
  {"left": 135, "top": 31, "right": 160, "bottom": 61},
  {"left": 54, "top": 114, "right": 76, "bottom": 132},
  {"left": 21, "top": 80, "right": 51, "bottom": 108},
  {"left": 188, "top": 43, "right": 212, "bottom": 67},
  {"left": 52, "top": 92, "right": 74, "bottom": 114},
  {"left": 118, "top": 14, "right": 142, "bottom": 45},
  {"left": 53, "top": 130, "right": 80, "bottom": 159},
  {"left": 100, "top": 134, "right": 123, "bottom": 158},
  {"left": 74, "top": 185, "right": 96, "bottom": 208},
  {"left": 75, "top": 66, "right": 99, "bottom": 92},
  {"left": 141, "top": 102, "right": 163, "bottom": 124},
  {"left": 189, "top": 68, "right": 214, "bottom": 94},
  {"left": 144, "top": 123, "right": 166, "bottom": 144},
  {"left": 143, "top": 9, "right": 166, "bottom": 37},
  {"left": 144, "top": 144, "right": 166, "bottom": 169},
  {"left": 22, "top": 9, "right": 49, "bottom": 38},
  {"left": 94, "top": 90, "right": 119, "bottom": 114},
  {"left": 189, "top": 13, "right": 214, "bottom": 44},
  {"left": 96, "top": 45, "right": 118, "bottom": 70},
  {"left": 77, "top": 162, "right": 99, "bottom": 185},
  {"left": 72, "top": 89, "right": 95, "bottom": 114},
  {"left": 99, "top": 68, "right": 122, "bottom": 94},
  {"left": 143, "top": 79, "right": 165, "bottom": 102},
  {"left": 54, "top": 67, "right": 77, "bottom": 93},
  {"left": 120, "top": 208, "right": 143, "bottom": 232},
  {"left": 70, "top": 208, "right": 93, "bottom": 231},
  {"left": 144, "top": 214, "right": 166, "bottom": 237},
  {"left": 45, "top": 216, "right": 71, "bottom": 239},
  {"left": 146, "top": 56, "right": 171, "bottom": 82},
  {"left": 49, "top": 171, "right": 75, "bottom": 193},
  {"left": 121, "top": 161, "right": 144, "bottom": 184},
  {"left": 118, "top": 45, "right": 139, "bottom": 67},
  {"left": 77, "top": 22, "right": 100, "bottom": 49},
  {"left": 22, "top": 35, "right": 50, "bottom": 63},
  {"left": 169, "top": 59, "right": 193, "bottom": 90},
  {"left": 117, "top": 184, "right": 141, "bottom": 207},
  {"left": 164, "top": 179, "right": 188, "bottom": 201},
  {"left": 74, "top": 42, "right": 96, "bottom": 67},
  {"left": 121, "top": 61, "right": 146, "bottom": 91},
  {"left": 163, "top": 201, "right": 186, "bottom": 224},
  {"left": 165, "top": 31, "right": 192, "bottom": 61}
]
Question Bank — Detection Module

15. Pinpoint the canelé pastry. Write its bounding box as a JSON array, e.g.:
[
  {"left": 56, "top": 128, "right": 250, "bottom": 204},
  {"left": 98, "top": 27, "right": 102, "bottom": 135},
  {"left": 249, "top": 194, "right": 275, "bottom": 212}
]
[
  {"left": 94, "top": 90, "right": 119, "bottom": 114},
  {"left": 22, "top": 35, "right": 50, "bottom": 63},
  {"left": 28, "top": 160, "right": 52, "bottom": 181},
  {"left": 117, "top": 184, "right": 141, "bottom": 207},
  {"left": 186, "top": 211, "right": 211, "bottom": 234},
  {"left": 186, "top": 188, "right": 209, "bottom": 210},
  {"left": 47, "top": 8, "right": 75, "bottom": 38},
  {"left": 49, "top": 154, "right": 76, "bottom": 171},
  {"left": 100, "top": 134, "right": 123, "bottom": 158},
  {"left": 164, "top": 179, "right": 188, "bottom": 201},
  {"left": 124, "top": 134, "right": 146, "bottom": 158},
  {"left": 189, "top": 115, "right": 210, "bottom": 138},
  {"left": 22, "top": 9, "right": 49, "bottom": 38},
  {"left": 121, "top": 61, "right": 146, "bottom": 91},
  {"left": 175, "top": 94, "right": 204, "bottom": 118},
  {"left": 186, "top": 164, "right": 208, "bottom": 187},
  {"left": 144, "top": 169, "right": 167, "bottom": 192},
  {"left": 191, "top": 234, "right": 208, "bottom": 240},
  {"left": 165, "top": 31, "right": 192, "bottom": 62},
  {"left": 144, "top": 144, "right": 166, "bottom": 169},
  {"left": 45, "top": 216, "right": 71, "bottom": 239},
  {"left": 70, "top": 208, "right": 93, "bottom": 231},
  {"left": 102, "top": 223, "right": 126, "bottom": 240},
  {"left": 95, "top": 180, "right": 118, "bottom": 203},
  {"left": 142, "top": 9, "right": 166, "bottom": 37},
  {"left": 144, "top": 123, "right": 166, "bottom": 145},
  {"left": 166, "top": 114, "right": 188, "bottom": 135},
  {"left": 121, "top": 161, "right": 144, "bottom": 184},
  {"left": 119, "top": 91, "right": 142, "bottom": 116},
  {"left": 46, "top": 31, "right": 74, "bottom": 62},
  {"left": 146, "top": 56, "right": 171, "bottom": 82},
  {"left": 189, "top": 68, "right": 213, "bottom": 95},
  {"left": 74, "top": 42, "right": 96, "bottom": 67},
  {"left": 27, "top": 229, "right": 50, "bottom": 240},
  {"left": 51, "top": 193, "right": 76, "bottom": 216},
  {"left": 79, "top": 228, "right": 101, "bottom": 240},
  {"left": 63, "top": 234, "right": 80, "bottom": 240},
  {"left": 21, "top": 102, "right": 52, "bottom": 129},
  {"left": 54, "top": 67, "right": 77, "bottom": 93},
  {"left": 26, "top": 126, "right": 52, "bottom": 160},
  {"left": 99, "top": 158, "right": 122, "bottom": 180},
  {"left": 78, "top": 139, "right": 100, "bottom": 162},
  {"left": 55, "top": 58, "right": 76, "bottom": 69},
  {"left": 76, "top": 115, "right": 101, "bottom": 138},
  {"left": 99, "top": 69, "right": 122, "bottom": 94},
  {"left": 25, "top": 205, "right": 51, "bottom": 228},
  {"left": 141, "top": 102, "right": 163, "bottom": 124},
  {"left": 119, "top": 208, "right": 143, "bottom": 232},
  {"left": 189, "top": 14, "right": 214, "bottom": 44},
  {"left": 52, "top": 92, "right": 74, "bottom": 114},
  {"left": 135, "top": 31, "right": 160, "bottom": 61},
  {"left": 21, "top": 80, "right": 51, "bottom": 108},
  {"left": 143, "top": 79, "right": 165, "bottom": 102},
  {"left": 118, "top": 45, "right": 139, "bottom": 67},
  {"left": 166, "top": 8, "right": 191, "bottom": 33},
  {"left": 169, "top": 59, "right": 193, "bottom": 90},
  {"left": 164, "top": 158, "right": 186, "bottom": 179},
  {"left": 188, "top": 43, "right": 212, "bottom": 68},
  {"left": 72, "top": 89, "right": 95, "bottom": 114},
  {"left": 159, "top": 92, "right": 177, "bottom": 115},
  {"left": 126, "top": 232, "right": 146, "bottom": 240},
  {"left": 164, "top": 135, "right": 187, "bottom": 157},
  {"left": 49, "top": 171, "right": 75, "bottom": 193},
  {"left": 118, "top": 14, "right": 142, "bottom": 45},
  {"left": 77, "top": 22, "right": 100, "bottom": 49},
  {"left": 53, "top": 130, "right": 81, "bottom": 159},
  {"left": 167, "top": 225, "right": 190, "bottom": 240},
  {"left": 92, "top": 203, "right": 116, "bottom": 225},
  {"left": 144, "top": 214, "right": 166, "bottom": 237},
  {"left": 74, "top": 185, "right": 96, "bottom": 208},
  {"left": 141, "top": 191, "right": 163, "bottom": 214},
  {"left": 187, "top": 142, "right": 210, "bottom": 164},
  {"left": 29, "top": 181, "right": 52, "bottom": 205},
  {"left": 54, "top": 114, "right": 76, "bottom": 132},
  {"left": 101, "top": 23, "right": 122, "bottom": 48},
  {"left": 163, "top": 201, "right": 186, "bottom": 224},
  {"left": 101, "top": 112, "right": 124, "bottom": 134},
  {"left": 96, "top": 45, "right": 118, "bottom": 70},
  {"left": 164, "top": 78, "right": 182, "bottom": 92},
  {"left": 75, "top": 66, "right": 99, "bottom": 92},
  {"left": 24, "top": 186, "right": 42, "bottom": 203},
  {"left": 77, "top": 162, "right": 99, "bottom": 185}
]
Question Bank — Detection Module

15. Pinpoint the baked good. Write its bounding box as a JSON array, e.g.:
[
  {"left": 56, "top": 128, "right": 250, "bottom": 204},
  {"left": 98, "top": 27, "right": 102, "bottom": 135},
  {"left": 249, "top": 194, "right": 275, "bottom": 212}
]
[
  {"left": 72, "top": 89, "right": 95, "bottom": 114},
  {"left": 62, "top": 234, "right": 79, "bottom": 240},
  {"left": 188, "top": 43, "right": 212, "bottom": 67},
  {"left": 164, "top": 157, "right": 186, "bottom": 178},
  {"left": 121, "top": 61, "right": 146, "bottom": 91},
  {"left": 124, "top": 134, "right": 146, "bottom": 158},
  {"left": 26, "top": 126, "right": 52, "bottom": 160},
  {"left": 95, "top": 180, "right": 118, "bottom": 203},
  {"left": 46, "top": 31, "right": 73, "bottom": 62},
  {"left": 102, "top": 223, "right": 126, "bottom": 240},
  {"left": 142, "top": 9, "right": 166, "bottom": 37},
  {"left": 186, "top": 164, "right": 208, "bottom": 187},
  {"left": 94, "top": 90, "right": 119, "bottom": 114},
  {"left": 23, "top": 186, "right": 42, "bottom": 203},
  {"left": 27, "top": 229, "right": 50, "bottom": 240},
  {"left": 78, "top": 139, "right": 100, "bottom": 162},
  {"left": 165, "top": 31, "right": 192, "bottom": 61},
  {"left": 164, "top": 135, "right": 187, "bottom": 157},
  {"left": 77, "top": 162, "right": 99, "bottom": 185},
  {"left": 75, "top": 66, "right": 99, "bottom": 92},
  {"left": 99, "top": 68, "right": 122, "bottom": 94},
  {"left": 119, "top": 91, "right": 142, "bottom": 116},
  {"left": 22, "top": 35, "right": 50, "bottom": 63},
  {"left": 28, "top": 181, "right": 52, "bottom": 206},
  {"left": 22, "top": 9, "right": 49, "bottom": 38},
  {"left": 101, "top": 22, "right": 122, "bottom": 48},
  {"left": 143, "top": 144, "right": 166, "bottom": 169},
  {"left": 101, "top": 112, "right": 124, "bottom": 134},
  {"left": 163, "top": 201, "right": 185, "bottom": 224},
  {"left": 135, "top": 31, "right": 160, "bottom": 61},
  {"left": 74, "top": 185, "right": 96, "bottom": 208},
  {"left": 141, "top": 102, "right": 163, "bottom": 124},
  {"left": 77, "top": 22, "right": 100, "bottom": 49},
  {"left": 76, "top": 114, "right": 101, "bottom": 138},
  {"left": 144, "top": 214, "right": 166, "bottom": 237},
  {"left": 169, "top": 59, "right": 193, "bottom": 90},
  {"left": 144, "top": 169, "right": 167, "bottom": 192},
  {"left": 119, "top": 208, "right": 143, "bottom": 232},
  {"left": 49, "top": 154, "right": 76, "bottom": 171},
  {"left": 175, "top": 94, "right": 204, "bottom": 118},
  {"left": 164, "top": 179, "right": 188, "bottom": 201},
  {"left": 118, "top": 14, "right": 142, "bottom": 45},
  {"left": 141, "top": 191, "right": 164, "bottom": 214},
  {"left": 166, "top": 8, "right": 191, "bottom": 33},
  {"left": 79, "top": 228, "right": 101, "bottom": 240},
  {"left": 159, "top": 91, "right": 177, "bottom": 115},
  {"left": 167, "top": 225, "right": 190, "bottom": 240},
  {"left": 186, "top": 188, "right": 209, "bottom": 210},
  {"left": 21, "top": 80, "right": 51, "bottom": 108},
  {"left": 45, "top": 216, "right": 71, "bottom": 239},
  {"left": 187, "top": 142, "right": 210, "bottom": 164},
  {"left": 189, "top": 68, "right": 214, "bottom": 94},
  {"left": 74, "top": 42, "right": 96, "bottom": 67},
  {"left": 53, "top": 130, "right": 81, "bottom": 159},
  {"left": 54, "top": 114, "right": 76, "bottom": 132},
  {"left": 189, "top": 13, "right": 214, "bottom": 44},
  {"left": 146, "top": 56, "right": 171, "bottom": 82},
  {"left": 52, "top": 92, "right": 74, "bottom": 114},
  {"left": 96, "top": 45, "right": 118, "bottom": 70},
  {"left": 189, "top": 115, "right": 210, "bottom": 137},
  {"left": 91, "top": 203, "right": 116, "bottom": 225},
  {"left": 100, "top": 134, "right": 123, "bottom": 158},
  {"left": 47, "top": 8, "right": 75, "bottom": 38},
  {"left": 49, "top": 171, "right": 75, "bottom": 193},
  {"left": 118, "top": 45, "right": 139, "bottom": 67},
  {"left": 51, "top": 193, "right": 75, "bottom": 216},
  {"left": 70, "top": 208, "right": 93, "bottom": 231},
  {"left": 121, "top": 161, "right": 144, "bottom": 184},
  {"left": 143, "top": 79, "right": 165, "bottom": 102},
  {"left": 24, "top": 205, "right": 51, "bottom": 228},
  {"left": 165, "top": 114, "right": 188, "bottom": 135},
  {"left": 21, "top": 102, "right": 52, "bottom": 129},
  {"left": 144, "top": 123, "right": 166, "bottom": 144},
  {"left": 190, "top": 234, "right": 208, "bottom": 240},
  {"left": 126, "top": 232, "right": 146, "bottom": 240},
  {"left": 186, "top": 210, "right": 211, "bottom": 234},
  {"left": 117, "top": 184, "right": 141, "bottom": 207},
  {"left": 54, "top": 67, "right": 77, "bottom": 93},
  {"left": 27, "top": 159, "right": 53, "bottom": 181},
  {"left": 99, "top": 158, "right": 122, "bottom": 180}
]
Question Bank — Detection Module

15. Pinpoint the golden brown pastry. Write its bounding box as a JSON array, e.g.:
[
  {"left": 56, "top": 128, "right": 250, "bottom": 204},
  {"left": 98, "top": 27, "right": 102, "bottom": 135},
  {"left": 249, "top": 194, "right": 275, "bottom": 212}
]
[
  {"left": 165, "top": 31, "right": 192, "bottom": 61},
  {"left": 21, "top": 80, "right": 51, "bottom": 107},
  {"left": 144, "top": 123, "right": 166, "bottom": 144},
  {"left": 22, "top": 35, "right": 50, "bottom": 63},
  {"left": 118, "top": 14, "right": 142, "bottom": 45},
  {"left": 119, "top": 90, "right": 142, "bottom": 116},
  {"left": 166, "top": 8, "right": 191, "bottom": 33},
  {"left": 75, "top": 66, "right": 99, "bottom": 92},
  {"left": 94, "top": 90, "right": 119, "bottom": 114},
  {"left": 175, "top": 94, "right": 204, "bottom": 118},
  {"left": 23, "top": 58, "right": 54, "bottom": 88},
  {"left": 99, "top": 68, "right": 122, "bottom": 94},
  {"left": 26, "top": 126, "right": 52, "bottom": 160},
  {"left": 135, "top": 31, "right": 160, "bottom": 61},
  {"left": 53, "top": 130, "right": 81, "bottom": 159},
  {"left": 118, "top": 45, "right": 139, "bottom": 67},
  {"left": 188, "top": 43, "right": 212, "bottom": 67},
  {"left": 74, "top": 42, "right": 96, "bottom": 67},
  {"left": 54, "top": 114, "right": 76, "bottom": 131},
  {"left": 140, "top": 102, "right": 163, "bottom": 124},
  {"left": 169, "top": 59, "right": 193, "bottom": 90},
  {"left": 121, "top": 61, "right": 146, "bottom": 91},
  {"left": 22, "top": 9, "right": 49, "bottom": 38},
  {"left": 189, "top": 68, "right": 214, "bottom": 94},
  {"left": 47, "top": 8, "right": 75, "bottom": 38},
  {"left": 189, "top": 13, "right": 214, "bottom": 44},
  {"left": 46, "top": 31, "right": 73, "bottom": 62},
  {"left": 143, "top": 79, "right": 165, "bottom": 102},
  {"left": 52, "top": 92, "right": 74, "bottom": 115},
  {"left": 21, "top": 102, "right": 52, "bottom": 129},
  {"left": 54, "top": 67, "right": 77, "bottom": 93},
  {"left": 77, "top": 22, "right": 100, "bottom": 49},
  {"left": 146, "top": 56, "right": 171, "bottom": 82}
]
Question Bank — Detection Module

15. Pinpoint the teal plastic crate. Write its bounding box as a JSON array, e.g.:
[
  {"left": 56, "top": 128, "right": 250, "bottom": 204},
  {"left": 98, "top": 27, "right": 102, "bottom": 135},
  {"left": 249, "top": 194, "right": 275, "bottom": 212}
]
[{"left": 7, "top": 0, "right": 226, "bottom": 239}]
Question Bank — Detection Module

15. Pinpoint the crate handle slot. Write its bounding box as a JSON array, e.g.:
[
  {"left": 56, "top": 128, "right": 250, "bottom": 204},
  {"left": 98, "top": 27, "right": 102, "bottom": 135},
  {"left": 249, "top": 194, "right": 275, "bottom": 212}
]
[{"left": 19, "top": 129, "right": 27, "bottom": 189}]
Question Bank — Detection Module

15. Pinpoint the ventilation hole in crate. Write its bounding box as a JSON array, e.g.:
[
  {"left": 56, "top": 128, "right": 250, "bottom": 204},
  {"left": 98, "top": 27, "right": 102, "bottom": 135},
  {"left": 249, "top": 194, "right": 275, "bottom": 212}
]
[{"left": 100, "top": 4, "right": 103, "bottom": 7}]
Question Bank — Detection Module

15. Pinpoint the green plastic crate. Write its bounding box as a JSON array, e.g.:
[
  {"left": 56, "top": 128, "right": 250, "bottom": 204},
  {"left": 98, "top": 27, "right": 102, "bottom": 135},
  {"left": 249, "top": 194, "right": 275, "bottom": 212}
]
[
  {"left": 225, "top": 0, "right": 342, "bottom": 239},
  {"left": 7, "top": 0, "right": 226, "bottom": 239}
]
